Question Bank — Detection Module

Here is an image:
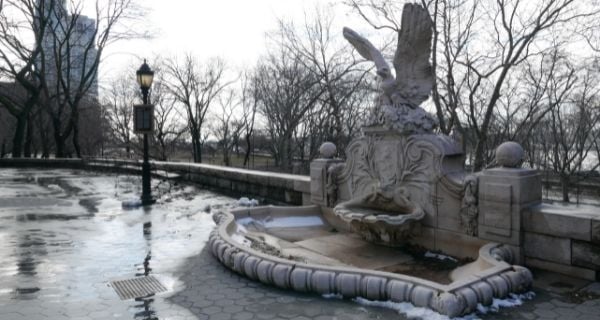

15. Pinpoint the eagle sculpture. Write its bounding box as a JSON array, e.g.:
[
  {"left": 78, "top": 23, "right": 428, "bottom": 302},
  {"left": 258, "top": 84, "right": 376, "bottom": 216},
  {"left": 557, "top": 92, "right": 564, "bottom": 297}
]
[{"left": 344, "top": 3, "right": 437, "bottom": 134}]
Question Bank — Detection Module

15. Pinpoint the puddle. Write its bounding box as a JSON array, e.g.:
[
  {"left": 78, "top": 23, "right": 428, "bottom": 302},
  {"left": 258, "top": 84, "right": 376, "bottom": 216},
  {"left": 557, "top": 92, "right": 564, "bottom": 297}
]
[{"left": 0, "top": 168, "right": 237, "bottom": 319}]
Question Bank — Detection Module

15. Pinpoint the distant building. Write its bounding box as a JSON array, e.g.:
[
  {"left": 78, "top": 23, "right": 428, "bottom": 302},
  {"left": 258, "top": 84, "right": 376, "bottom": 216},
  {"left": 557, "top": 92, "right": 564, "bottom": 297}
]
[{"left": 36, "top": 0, "right": 98, "bottom": 98}]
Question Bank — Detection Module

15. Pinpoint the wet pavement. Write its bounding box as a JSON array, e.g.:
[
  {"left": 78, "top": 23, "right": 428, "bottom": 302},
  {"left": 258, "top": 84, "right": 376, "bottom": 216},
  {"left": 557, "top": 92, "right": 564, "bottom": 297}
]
[{"left": 0, "top": 168, "right": 599, "bottom": 320}]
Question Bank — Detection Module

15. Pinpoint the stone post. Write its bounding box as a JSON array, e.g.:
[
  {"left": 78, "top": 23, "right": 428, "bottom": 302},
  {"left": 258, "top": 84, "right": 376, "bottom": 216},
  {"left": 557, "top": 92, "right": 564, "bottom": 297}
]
[
  {"left": 477, "top": 142, "right": 542, "bottom": 264},
  {"left": 310, "top": 142, "right": 344, "bottom": 207}
]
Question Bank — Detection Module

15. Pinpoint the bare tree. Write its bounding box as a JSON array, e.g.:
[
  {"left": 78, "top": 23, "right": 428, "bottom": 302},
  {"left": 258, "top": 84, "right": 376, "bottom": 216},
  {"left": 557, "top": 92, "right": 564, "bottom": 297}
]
[
  {"left": 165, "top": 55, "right": 230, "bottom": 163},
  {"left": 210, "top": 89, "right": 244, "bottom": 166},
  {"left": 543, "top": 65, "right": 600, "bottom": 202},
  {"left": 0, "top": 0, "right": 147, "bottom": 158},
  {"left": 0, "top": 0, "right": 51, "bottom": 157},
  {"left": 151, "top": 78, "right": 186, "bottom": 161},
  {"left": 254, "top": 44, "right": 325, "bottom": 171},
  {"left": 39, "top": 0, "right": 147, "bottom": 158},
  {"left": 238, "top": 71, "right": 259, "bottom": 167},
  {"left": 275, "top": 7, "right": 372, "bottom": 154},
  {"left": 102, "top": 74, "right": 136, "bottom": 157}
]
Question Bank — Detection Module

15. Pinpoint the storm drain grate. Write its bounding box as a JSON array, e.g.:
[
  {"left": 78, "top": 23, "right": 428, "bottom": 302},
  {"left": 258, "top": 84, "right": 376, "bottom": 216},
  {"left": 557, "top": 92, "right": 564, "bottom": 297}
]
[{"left": 110, "top": 276, "right": 167, "bottom": 300}]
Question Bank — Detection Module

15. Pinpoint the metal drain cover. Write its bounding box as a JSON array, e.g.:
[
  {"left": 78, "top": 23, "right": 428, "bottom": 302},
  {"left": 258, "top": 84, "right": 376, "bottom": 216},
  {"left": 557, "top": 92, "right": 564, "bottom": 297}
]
[{"left": 110, "top": 276, "right": 167, "bottom": 300}]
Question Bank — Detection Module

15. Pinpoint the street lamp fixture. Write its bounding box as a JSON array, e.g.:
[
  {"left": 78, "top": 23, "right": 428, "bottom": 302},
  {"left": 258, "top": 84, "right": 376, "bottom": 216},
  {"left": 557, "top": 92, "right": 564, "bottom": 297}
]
[
  {"left": 136, "top": 59, "right": 155, "bottom": 205},
  {"left": 136, "top": 59, "right": 154, "bottom": 104}
]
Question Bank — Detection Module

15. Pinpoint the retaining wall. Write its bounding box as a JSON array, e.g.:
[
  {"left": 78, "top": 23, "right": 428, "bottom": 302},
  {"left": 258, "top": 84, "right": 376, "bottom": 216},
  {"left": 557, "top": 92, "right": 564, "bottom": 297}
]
[{"left": 0, "top": 158, "right": 311, "bottom": 205}]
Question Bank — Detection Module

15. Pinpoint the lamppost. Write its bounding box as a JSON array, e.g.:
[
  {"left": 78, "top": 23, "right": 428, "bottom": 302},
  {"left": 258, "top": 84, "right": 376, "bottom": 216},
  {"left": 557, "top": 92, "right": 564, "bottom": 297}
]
[{"left": 136, "top": 60, "right": 154, "bottom": 205}]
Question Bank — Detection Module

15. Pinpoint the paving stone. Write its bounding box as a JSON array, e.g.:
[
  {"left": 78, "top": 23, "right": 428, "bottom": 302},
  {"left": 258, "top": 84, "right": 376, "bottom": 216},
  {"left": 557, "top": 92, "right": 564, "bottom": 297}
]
[
  {"left": 579, "top": 304, "right": 600, "bottom": 315},
  {"left": 553, "top": 307, "right": 581, "bottom": 317},
  {"left": 210, "top": 313, "right": 232, "bottom": 320},
  {"left": 203, "top": 306, "right": 222, "bottom": 315},
  {"left": 232, "top": 311, "right": 254, "bottom": 320},
  {"left": 549, "top": 299, "right": 577, "bottom": 308},
  {"left": 518, "top": 312, "right": 537, "bottom": 319},
  {"left": 533, "top": 309, "right": 558, "bottom": 319}
]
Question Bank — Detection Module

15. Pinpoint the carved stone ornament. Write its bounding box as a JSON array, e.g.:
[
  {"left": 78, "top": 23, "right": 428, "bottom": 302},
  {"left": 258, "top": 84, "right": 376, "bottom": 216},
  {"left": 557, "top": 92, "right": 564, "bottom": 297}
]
[
  {"left": 460, "top": 175, "right": 479, "bottom": 236},
  {"left": 333, "top": 133, "right": 453, "bottom": 246},
  {"left": 343, "top": 3, "right": 438, "bottom": 135},
  {"left": 326, "top": 163, "right": 346, "bottom": 207},
  {"left": 338, "top": 134, "right": 445, "bottom": 202}
]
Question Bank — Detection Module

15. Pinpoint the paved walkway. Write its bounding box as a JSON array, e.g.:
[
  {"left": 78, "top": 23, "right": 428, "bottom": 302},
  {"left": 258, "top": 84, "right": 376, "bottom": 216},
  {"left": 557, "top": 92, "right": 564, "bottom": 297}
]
[{"left": 0, "top": 169, "right": 598, "bottom": 320}]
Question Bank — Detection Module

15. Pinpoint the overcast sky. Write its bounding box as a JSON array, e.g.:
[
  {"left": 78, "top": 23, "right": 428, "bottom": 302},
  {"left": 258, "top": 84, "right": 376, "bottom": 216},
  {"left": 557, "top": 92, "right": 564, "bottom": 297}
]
[{"left": 97, "top": 0, "right": 361, "bottom": 85}]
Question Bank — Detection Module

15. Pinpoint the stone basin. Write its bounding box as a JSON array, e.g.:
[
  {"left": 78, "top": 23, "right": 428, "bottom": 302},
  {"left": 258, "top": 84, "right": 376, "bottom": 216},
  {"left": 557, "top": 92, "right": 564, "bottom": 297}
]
[
  {"left": 210, "top": 205, "right": 533, "bottom": 317},
  {"left": 333, "top": 187, "right": 425, "bottom": 247}
]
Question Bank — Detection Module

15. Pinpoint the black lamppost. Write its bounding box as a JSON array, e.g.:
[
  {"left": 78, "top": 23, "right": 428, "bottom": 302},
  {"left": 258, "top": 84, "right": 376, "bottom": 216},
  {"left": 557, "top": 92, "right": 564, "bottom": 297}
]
[{"left": 136, "top": 60, "right": 154, "bottom": 205}]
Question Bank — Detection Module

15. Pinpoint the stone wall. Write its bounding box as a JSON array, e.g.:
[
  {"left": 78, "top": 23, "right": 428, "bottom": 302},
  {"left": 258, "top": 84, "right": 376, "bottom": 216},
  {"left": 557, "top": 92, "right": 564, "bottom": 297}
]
[
  {"left": 0, "top": 158, "right": 311, "bottom": 205},
  {"left": 522, "top": 204, "right": 600, "bottom": 281}
]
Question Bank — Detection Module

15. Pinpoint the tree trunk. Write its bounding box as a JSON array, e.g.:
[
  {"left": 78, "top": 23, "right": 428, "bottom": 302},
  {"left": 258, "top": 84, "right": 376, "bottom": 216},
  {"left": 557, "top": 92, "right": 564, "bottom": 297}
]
[
  {"left": 72, "top": 119, "right": 82, "bottom": 158},
  {"left": 560, "top": 173, "right": 570, "bottom": 203},
  {"left": 55, "top": 130, "right": 65, "bottom": 158},
  {"left": 196, "top": 142, "right": 202, "bottom": 163},
  {"left": 243, "top": 133, "right": 252, "bottom": 167},
  {"left": 191, "top": 135, "right": 202, "bottom": 163},
  {"left": 11, "top": 115, "right": 27, "bottom": 158},
  {"left": 473, "top": 137, "right": 487, "bottom": 172},
  {"left": 23, "top": 114, "right": 33, "bottom": 158},
  {"left": 223, "top": 150, "right": 230, "bottom": 166},
  {"left": 281, "top": 133, "right": 293, "bottom": 172},
  {"left": 1, "top": 140, "right": 6, "bottom": 158}
]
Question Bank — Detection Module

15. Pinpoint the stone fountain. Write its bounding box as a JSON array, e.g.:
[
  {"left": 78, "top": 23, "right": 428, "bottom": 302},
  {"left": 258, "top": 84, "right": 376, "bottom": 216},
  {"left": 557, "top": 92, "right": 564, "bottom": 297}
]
[{"left": 209, "top": 4, "right": 536, "bottom": 317}]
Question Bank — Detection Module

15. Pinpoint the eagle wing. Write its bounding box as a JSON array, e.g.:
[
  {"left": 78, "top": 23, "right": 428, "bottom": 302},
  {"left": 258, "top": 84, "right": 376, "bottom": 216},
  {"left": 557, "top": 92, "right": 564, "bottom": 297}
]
[
  {"left": 393, "top": 3, "right": 434, "bottom": 107},
  {"left": 343, "top": 27, "right": 392, "bottom": 79}
]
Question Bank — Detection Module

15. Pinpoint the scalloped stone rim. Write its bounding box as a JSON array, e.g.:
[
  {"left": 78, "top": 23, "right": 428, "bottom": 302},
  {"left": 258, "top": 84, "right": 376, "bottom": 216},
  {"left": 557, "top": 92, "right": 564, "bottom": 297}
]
[{"left": 209, "top": 209, "right": 533, "bottom": 317}]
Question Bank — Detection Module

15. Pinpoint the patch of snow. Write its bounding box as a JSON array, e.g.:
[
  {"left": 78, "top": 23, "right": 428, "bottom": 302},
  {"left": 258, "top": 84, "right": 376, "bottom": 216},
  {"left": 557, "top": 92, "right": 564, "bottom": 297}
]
[
  {"left": 264, "top": 216, "right": 324, "bottom": 228},
  {"left": 230, "top": 233, "right": 252, "bottom": 247},
  {"left": 238, "top": 197, "right": 259, "bottom": 207},
  {"left": 425, "top": 251, "right": 458, "bottom": 262},
  {"left": 322, "top": 293, "right": 343, "bottom": 299},
  {"left": 476, "top": 292, "right": 536, "bottom": 314},
  {"left": 354, "top": 297, "right": 452, "bottom": 320},
  {"left": 121, "top": 199, "right": 142, "bottom": 208},
  {"left": 236, "top": 216, "right": 324, "bottom": 228},
  {"left": 46, "top": 184, "right": 63, "bottom": 192},
  {"left": 350, "top": 292, "right": 535, "bottom": 320}
]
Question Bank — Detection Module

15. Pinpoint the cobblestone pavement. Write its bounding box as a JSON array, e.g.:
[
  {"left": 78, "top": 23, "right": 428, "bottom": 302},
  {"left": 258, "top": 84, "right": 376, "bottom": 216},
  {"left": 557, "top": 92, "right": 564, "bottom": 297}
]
[
  {"left": 0, "top": 168, "right": 599, "bottom": 320},
  {"left": 170, "top": 246, "right": 600, "bottom": 320}
]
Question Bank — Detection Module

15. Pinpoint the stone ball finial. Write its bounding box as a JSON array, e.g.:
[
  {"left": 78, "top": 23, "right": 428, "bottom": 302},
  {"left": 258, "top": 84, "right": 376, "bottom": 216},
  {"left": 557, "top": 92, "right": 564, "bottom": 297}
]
[
  {"left": 496, "top": 141, "right": 524, "bottom": 168},
  {"left": 319, "top": 142, "right": 337, "bottom": 159}
]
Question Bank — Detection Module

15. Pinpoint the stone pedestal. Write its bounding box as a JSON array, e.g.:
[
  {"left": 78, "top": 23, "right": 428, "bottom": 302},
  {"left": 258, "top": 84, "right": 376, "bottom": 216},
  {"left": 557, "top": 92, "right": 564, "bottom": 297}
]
[
  {"left": 310, "top": 158, "right": 344, "bottom": 207},
  {"left": 477, "top": 168, "right": 541, "bottom": 258}
]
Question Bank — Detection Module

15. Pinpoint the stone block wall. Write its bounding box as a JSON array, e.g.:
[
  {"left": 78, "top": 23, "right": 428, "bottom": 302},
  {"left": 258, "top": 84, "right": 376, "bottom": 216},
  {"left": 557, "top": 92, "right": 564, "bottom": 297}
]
[{"left": 522, "top": 205, "right": 600, "bottom": 281}]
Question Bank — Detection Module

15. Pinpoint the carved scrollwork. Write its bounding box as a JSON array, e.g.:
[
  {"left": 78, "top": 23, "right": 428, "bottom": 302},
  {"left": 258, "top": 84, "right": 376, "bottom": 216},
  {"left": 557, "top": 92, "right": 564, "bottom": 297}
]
[
  {"left": 460, "top": 175, "right": 479, "bottom": 236},
  {"left": 339, "top": 135, "right": 443, "bottom": 202},
  {"left": 326, "top": 163, "right": 346, "bottom": 207}
]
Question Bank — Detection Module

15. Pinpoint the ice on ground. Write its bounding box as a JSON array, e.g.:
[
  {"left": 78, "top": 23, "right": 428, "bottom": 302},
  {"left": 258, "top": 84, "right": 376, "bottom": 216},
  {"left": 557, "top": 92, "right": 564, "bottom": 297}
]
[
  {"left": 238, "top": 197, "right": 259, "bottom": 207},
  {"left": 322, "top": 293, "right": 343, "bottom": 299},
  {"left": 236, "top": 216, "right": 324, "bottom": 228},
  {"left": 425, "top": 251, "right": 458, "bottom": 262},
  {"left": 231, "top": 233, "right": 252, "bottom": 247},
  {"left": 46, "top": 184, "right": 63, "bottom": 191},
  {"left": 476, "top": 292, "right": 536, "bottom": 314},
  {"left": 347, "top": 291, "right": 536, "bottom": 320},
  {"left": 354, "top": 297, "right": 454, "bottom": 320}
]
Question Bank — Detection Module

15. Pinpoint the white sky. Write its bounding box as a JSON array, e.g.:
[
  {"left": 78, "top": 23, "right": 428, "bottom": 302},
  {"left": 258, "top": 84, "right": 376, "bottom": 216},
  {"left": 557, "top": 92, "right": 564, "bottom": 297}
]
[{"left": 96, "top": 0, "right": 363, "bottom": 87}]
